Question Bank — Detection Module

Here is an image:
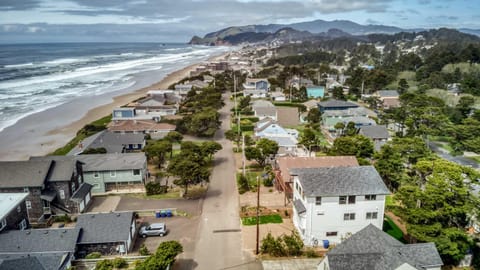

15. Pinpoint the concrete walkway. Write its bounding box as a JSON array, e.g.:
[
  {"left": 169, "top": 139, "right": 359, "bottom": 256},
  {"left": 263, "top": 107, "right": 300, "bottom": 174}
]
[
  {"left": 87, "top": 196, "right": 121, "bottom": 213},
  {"left": 262, "top": 259, "right": 321, "bottom": 270}
]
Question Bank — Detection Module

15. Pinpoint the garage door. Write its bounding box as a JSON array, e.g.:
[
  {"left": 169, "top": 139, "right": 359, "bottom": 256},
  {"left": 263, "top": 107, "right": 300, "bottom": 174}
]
[{"left": 80, "top": 200, "right": 85, "bottom": 212}]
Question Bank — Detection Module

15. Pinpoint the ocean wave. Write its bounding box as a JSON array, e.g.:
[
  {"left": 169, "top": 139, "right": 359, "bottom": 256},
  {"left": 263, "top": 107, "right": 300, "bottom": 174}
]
[{"left": 4, "top": 63, "right": 34, "bottom": 68}]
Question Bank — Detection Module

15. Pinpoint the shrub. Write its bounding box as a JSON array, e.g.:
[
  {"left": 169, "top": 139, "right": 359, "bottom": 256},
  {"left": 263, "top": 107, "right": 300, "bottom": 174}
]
[
  {"left": 53, "top": 214, "right": 71, "bottom": 223},
  {"left": 145, "top": 182, "right": 168, "bottom": 196},
  {"left": 112, "top": 257, "right": 128, "bottom": 268},
  {"left": 237, "top": 174, "right": 249, "bottom": 194},
  {"left": 304, "top": 247, "right": 319, "bottom": 258},
  {"left": 260, "top": 232, "right": 286, "bottom": 257},
  {"left": 240, "top": 125, "right": 254, "bottom": 132},
  {"left": 263, "top": 177, "right": 273, "bottom": 187},
  {"left": 95, "top": 259, "right": 114, "bottom": 270},
  {"left": 282, "top": 231, "right": 304, "bottom": 256},
  {"left": 85, "top": 252, "right": 102, "bottom": 259},
  {"left": 139, "top": 244, "right": 150, "bottom": 256}
]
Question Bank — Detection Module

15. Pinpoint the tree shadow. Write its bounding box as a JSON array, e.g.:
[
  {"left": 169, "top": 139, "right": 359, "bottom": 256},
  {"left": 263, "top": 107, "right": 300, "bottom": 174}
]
[{"left": 172, "top": 258, "right": 198, "bottom": 270}]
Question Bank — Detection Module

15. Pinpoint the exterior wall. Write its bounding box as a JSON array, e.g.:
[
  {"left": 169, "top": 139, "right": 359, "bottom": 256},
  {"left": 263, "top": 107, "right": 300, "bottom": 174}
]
[
  {"left": 84, "top": 169, "right": 145, "bottom": 194},
  {"left": 293, "top": 178, "right": 386, "bottom": 246},
  {"left": 0, "top": 188, "right": 44, "bottom": 222},
  {"left": 2, "top": 199, "right": 29, "bottom": 231}
]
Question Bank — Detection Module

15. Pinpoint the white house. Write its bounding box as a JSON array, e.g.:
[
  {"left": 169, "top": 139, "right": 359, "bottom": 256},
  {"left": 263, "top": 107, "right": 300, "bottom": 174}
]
[
  {"left": 243, "top": 78, "right": 270, "bottom": 98},
  {"left": 291, "top": 166, "right": 390, "bottom": 245},
  {"left": 317, "top": 224, "right": 443, "bottom": 270},
  {"left": 254, "top": 118, "right": 299, "bottom": 155}
]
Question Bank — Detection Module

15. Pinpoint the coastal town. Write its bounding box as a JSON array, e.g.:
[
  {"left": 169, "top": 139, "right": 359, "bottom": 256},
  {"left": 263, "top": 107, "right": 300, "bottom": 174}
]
[{"left": 0, "top": 26, "right": 480, "bottom": 270}]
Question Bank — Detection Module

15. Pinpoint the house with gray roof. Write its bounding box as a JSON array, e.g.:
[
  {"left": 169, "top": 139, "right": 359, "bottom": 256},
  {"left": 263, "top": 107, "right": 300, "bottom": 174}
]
[
  {"left": 318, "top": 99, "right": 358, "bottom": 113},
  {"left": 0, "top": 159, "right": 91, "bottom": 224},
  {"left": 254, "top": 118, "right": 299, "bottom": 155},
  {"left": 359, "top": 125, "right": 391, "bottom": 151},
  {"left": 0, "top": 228, "right": 80, "bottom": 270},
  {"left": 374, "top": 90, "right": 400, "bottom": 109},
  {"left": 77, "top": 153, "right": 147, "bottom": 193},
  {"left": 0, "top": 193, "right": 29, "bottom": 232},
  {"left": 317, "top": 224, "right": 443, "bottom": 270},
  {"left": 75, "top": 212, "right": 137, "bottom": 257},
  {"left": 252, "top": 100, "right": 277, "bottom": 121},
  {"left": 68, "top": 130, "right": 145, "bottom": 155},
  {"left": 291, "top": 166, "right": 390, "bottom": 245}
]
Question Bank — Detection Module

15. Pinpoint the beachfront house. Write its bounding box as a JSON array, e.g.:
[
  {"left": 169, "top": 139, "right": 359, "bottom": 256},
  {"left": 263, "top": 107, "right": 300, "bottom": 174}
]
[
  {"left": 291, "top": 166, "right": 389, "bottom": 245},
  {"left": 317, "top": 224, "right": 443, "bottom": 270},
  {"left": 75, "top": 212, "right": 137, "bottom": 257},
  {"left": 174, "top": 83, "right": 193, "bottom": 95},
  {"left": 0, "top": 193, "right": 29, "bottom": 232},
  {"left": 0, "top": 158, "right": 92, "bottom": 223},
  {"left": 77, "top": 153, "right": 147, "bottom": 194},
  {"left": 0, "top": 228, "right": 80, "bottom": 270},
  {"left": 359, "top": 125, "right": 391, "bottom": 151},
  {"left": 108, "top": 120, "right": 176, "bottom": 139},
  {"left": 252, "top": 100, "right": 277, "bottom": 121},
  {"left": 68, "top": 130, "right": 145, "bottom": 155}
]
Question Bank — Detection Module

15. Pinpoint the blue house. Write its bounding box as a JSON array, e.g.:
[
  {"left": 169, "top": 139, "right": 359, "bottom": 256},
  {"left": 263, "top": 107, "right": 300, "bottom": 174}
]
[{"left": 306, "top": 86, "right": 325, "bottom": 98}]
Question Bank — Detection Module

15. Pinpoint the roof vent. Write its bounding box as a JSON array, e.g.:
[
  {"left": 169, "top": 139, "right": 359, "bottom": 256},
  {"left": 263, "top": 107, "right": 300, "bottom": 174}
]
[
  {"left": 91, "top": 215, "right": 95, "bottom": 218},
  {"left": 26, "top": 231, "right": 30, "bottom": 235},
  {"left": 44, "top": 231, "right": 48, "bottom": 234},
  {"left": 116, "top": 213, "right": 121, "bottom": 217}
]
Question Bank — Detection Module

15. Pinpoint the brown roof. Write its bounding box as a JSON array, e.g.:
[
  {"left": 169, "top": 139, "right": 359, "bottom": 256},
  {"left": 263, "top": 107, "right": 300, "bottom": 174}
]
[
  {"left": 382, "top": 98, "right": 400, "bottom": 108},
  {"left": 276, "top": 156, "right": 359, "bottom": 184},
  {"left": 108, "top": 120, "right": 176, "bottom": 133}
]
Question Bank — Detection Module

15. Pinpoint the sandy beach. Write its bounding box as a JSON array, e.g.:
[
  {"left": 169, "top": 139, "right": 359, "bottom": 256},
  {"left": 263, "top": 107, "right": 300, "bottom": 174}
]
[{"left": 0, "top": 52, "right": 228, "bottom": 161}]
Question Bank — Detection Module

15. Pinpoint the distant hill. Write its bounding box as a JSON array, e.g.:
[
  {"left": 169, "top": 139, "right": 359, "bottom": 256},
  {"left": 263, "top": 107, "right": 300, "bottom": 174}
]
[{"left": 189, "top": 19, "right": 480, "bottom": 45}]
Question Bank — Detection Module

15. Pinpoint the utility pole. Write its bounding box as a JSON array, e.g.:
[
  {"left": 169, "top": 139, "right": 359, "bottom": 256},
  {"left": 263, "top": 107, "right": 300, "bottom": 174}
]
[
  {"left": 256, "top": 175, "right": 260, "bottom": 255},
  {"left": 242, "top": 134, "right": 246, "bottom": 176}
]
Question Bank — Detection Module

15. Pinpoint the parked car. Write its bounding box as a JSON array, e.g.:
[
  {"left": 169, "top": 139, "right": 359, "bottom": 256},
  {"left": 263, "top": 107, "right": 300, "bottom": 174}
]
[{"left": 139, "top": 223, "right": 168, "bottom": 238}]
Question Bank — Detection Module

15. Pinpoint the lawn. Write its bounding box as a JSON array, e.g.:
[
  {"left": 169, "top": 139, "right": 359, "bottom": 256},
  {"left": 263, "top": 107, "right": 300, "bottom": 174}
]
[
  {"left": 383, "top": 216, "right": 405, "bottom": 242},
  {"left": 241, "top": 214, "right": 283, "bottom": 226}
]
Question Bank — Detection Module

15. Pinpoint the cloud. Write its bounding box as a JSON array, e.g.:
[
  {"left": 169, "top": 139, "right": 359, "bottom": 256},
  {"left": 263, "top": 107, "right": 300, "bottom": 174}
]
[{"left": 0, "top": 0, "right": 41, "bottom": 10}]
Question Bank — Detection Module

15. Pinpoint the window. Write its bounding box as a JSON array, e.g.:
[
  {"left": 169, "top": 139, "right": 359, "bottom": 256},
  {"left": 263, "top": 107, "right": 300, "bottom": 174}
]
[
  {"left": 0, "top": 219, "right": 6, "bottom": 231},
  {"left": 344, "top": 213, "right": 355, "bottom": 221},
  {"left": 93, "top": 171, "right": 100, "bottom": 178},
  {"left": 59, "top": 190, "right": 65, "bottom": 199},
  {"left": 348, "top": 196, "right": 356, "bottom": 204},
  {"left": 315, "top": 197, "right": 322, "bottom": 206},
  {"left": 133, "top": 169, "right": 140, "bottom": 176},
  {"left": 71, "top": 182, "right": 76, "bottom": 192},
  {"left": 23, "top": 187, "right": 29, "bottom": 193},
  {"left": 366, "top": 212, "right": 378, "bottom": 219},
  {"left": 110, "top": 171, "right": 116, "bottom": 177},
  {"left": 340, "top": 196, "right": 355, "bottom": 204},
  {"left": 365, "top": 195, "right": 376, "bottom": 201},
  {"left": 17, "top": 206, "right": 21, "bottom": 213},
  {"left": 19, "top": 219, "right": 27, "bottom": 230},
  {"left": 326, "top": 232, "right": 338, "bottom": 237},
  {"left": 26, "top": 201, "right": 31, "bottom": 209}
]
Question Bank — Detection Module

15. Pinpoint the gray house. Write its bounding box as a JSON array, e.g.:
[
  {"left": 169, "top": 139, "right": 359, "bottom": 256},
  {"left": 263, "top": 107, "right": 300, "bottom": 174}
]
[
  {"left": 0, "top": 193, "right": 29, "bottom": 232},
  {"left": 68, "top": 130, "right": 145, "bottom": 155},
  {"left": 317, "top": 224, "right": 443, "bottom": 270},
  {"left": 0, "top": 159, "right": 92, "bottom": 223},
  {"left": 359, "top": 125, "right": 391, "bottom": 151},
  {"left": 0, "top": 228, "right": 80, "bottom": 270},
  {"left": 76, "top": 153, "right": 147, "bottom": 193},
  {"left": 75, "top": 212, "right": 137, "bottom": 257}
]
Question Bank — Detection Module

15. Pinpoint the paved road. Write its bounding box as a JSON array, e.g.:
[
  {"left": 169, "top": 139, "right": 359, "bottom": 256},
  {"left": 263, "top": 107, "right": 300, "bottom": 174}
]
[
  {"left": 428, "top": 142, "right": 479, "bottom": 169},
  {"left": 176, "top": 92, "right": 260, "bottom": 270}
]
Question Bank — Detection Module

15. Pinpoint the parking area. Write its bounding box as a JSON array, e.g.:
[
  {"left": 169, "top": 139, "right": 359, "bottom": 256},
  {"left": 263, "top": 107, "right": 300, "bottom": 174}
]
[{"left": 132, "top": 215, "right": 201, "bottom": 255}]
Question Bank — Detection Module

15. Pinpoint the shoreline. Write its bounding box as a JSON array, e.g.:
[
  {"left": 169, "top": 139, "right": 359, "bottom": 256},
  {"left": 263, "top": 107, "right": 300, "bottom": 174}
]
[{"left": 0, "top": 52, "right": 229, "bottom": 161}]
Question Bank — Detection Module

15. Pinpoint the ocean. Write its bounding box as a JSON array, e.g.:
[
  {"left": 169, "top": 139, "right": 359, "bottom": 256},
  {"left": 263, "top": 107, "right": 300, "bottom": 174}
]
[{"left": 0, "top": 43, "right": 229, "bottom": 132}]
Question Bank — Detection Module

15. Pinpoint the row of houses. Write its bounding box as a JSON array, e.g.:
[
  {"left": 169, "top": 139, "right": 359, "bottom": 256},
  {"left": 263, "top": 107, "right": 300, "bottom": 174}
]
[{"left": 272, "top": 156, "right": 443, "bottom": 269}]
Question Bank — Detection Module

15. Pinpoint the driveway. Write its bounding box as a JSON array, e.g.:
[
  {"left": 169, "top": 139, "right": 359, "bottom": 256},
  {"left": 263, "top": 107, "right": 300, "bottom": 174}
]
[
  {"left": 428, "top": 141, "right": 480, "bottom": 169},
  {"left": 116, "top": 196, "right": 203, "bottom": 216}
]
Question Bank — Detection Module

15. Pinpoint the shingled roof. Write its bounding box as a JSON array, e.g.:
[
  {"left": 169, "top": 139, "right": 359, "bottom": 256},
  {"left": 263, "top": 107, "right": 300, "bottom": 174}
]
[
  {"left": 326, "top": 224, "right": 443, "bottom": 270},
  {"left": 0, "top": 228, "right": 80, "bottom": 254},
  {"left": 359, "top": 125, "right": 390, "bottom": 140},
  {"left": 76, "top": 212, "right": 134, "bottom": 244},
  {"left": 290, "top": 166, "right": 389, "bottom": 196},
  {"left": 0, "top": 161, "right": 52, "bottom": 188}
]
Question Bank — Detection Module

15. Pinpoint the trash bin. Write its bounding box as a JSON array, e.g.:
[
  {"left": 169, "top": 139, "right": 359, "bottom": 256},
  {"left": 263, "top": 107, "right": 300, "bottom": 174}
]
[
  {"left": 155, "top": 211, "right": 161, "bottom": 218},
  {"left": 166, "top": 210, "right": 172, "bottom": 217},
  {"left": 323, "top": 240, "right": 330, "bottom": 249},
  {"left": 160, "top": 210, "right": 167, "bottom": 217}
]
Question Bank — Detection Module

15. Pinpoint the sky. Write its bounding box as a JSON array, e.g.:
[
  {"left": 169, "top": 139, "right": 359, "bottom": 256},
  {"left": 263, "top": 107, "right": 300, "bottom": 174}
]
[{"left": 0, "top": 0, "right": 478, "bottom": 43}]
